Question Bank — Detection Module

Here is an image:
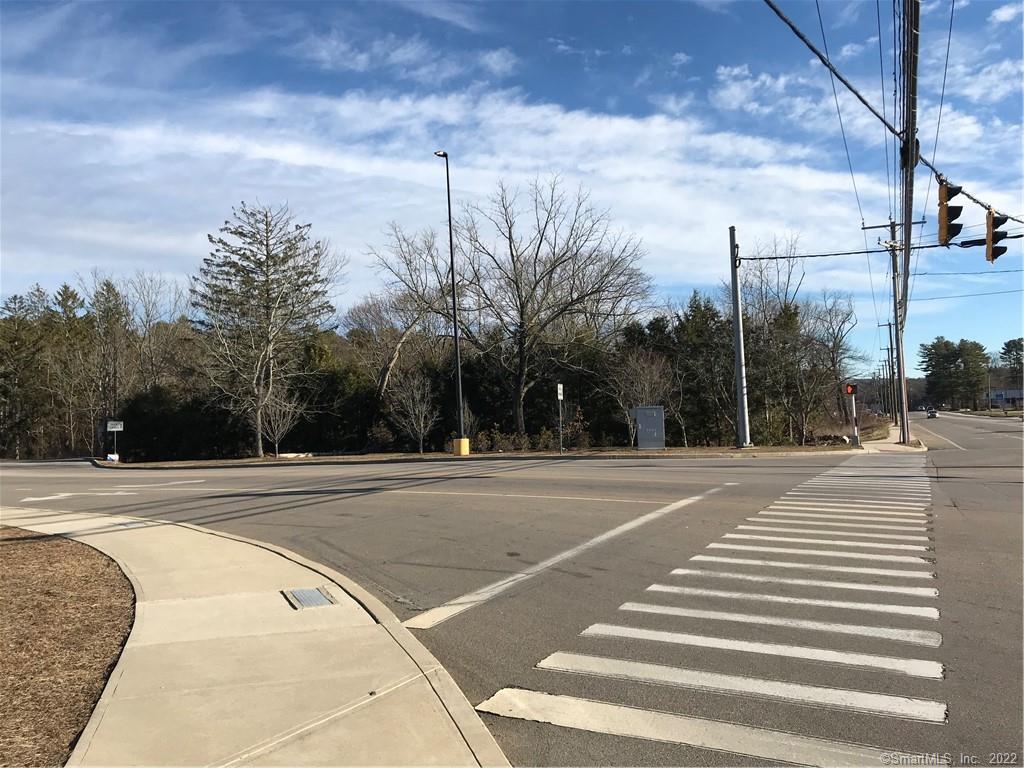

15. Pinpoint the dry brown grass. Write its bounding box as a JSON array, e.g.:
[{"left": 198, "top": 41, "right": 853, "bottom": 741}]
[{"left": 0, "top": 526, "right": 134, "bottom": 767}]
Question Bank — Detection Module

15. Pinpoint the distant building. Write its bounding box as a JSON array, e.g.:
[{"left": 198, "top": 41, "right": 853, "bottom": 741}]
[{"left": 985, "top": 389, "right": 1023, "bottom": 409}]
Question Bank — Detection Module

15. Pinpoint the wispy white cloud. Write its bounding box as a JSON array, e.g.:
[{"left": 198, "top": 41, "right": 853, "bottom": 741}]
[
  {"left": 479, "top": 48, "right": 518, "bottom": 77},
  {"left": 394, "top": 0, "right": 486, "bottom": 33},
  {"left": 671, "top": 52, "right": 692, "bottom": 67},
  {"left": 989, "top": 3, "right": 1023, "bottom": 24},
  {"left": 649, "top": 93, "right": 695, "bottom": 116}
]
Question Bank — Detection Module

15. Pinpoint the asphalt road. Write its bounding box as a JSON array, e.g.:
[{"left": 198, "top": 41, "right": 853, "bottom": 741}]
[{"left": 1, "top": 412, "right": 1020, "bottom": 767}]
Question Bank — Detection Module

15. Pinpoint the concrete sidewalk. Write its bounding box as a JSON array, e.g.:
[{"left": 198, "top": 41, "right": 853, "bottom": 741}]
[
  {"left": 1, "top": 507, "right": 508, "bottom": 767},
  {"left": 863, "top": 423, "right": 927, "bottom": 453}
]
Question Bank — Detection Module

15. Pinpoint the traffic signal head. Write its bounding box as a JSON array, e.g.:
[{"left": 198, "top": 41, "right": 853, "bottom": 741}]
[
  {"left": 937, "top": 181, "right": 963, "bottom": 246},
  {"left": 845, "top": 383, "right": 858, "bottom": 395},
  {"left": 987, "top": 208, "right": 1009, "bottom": 262}
]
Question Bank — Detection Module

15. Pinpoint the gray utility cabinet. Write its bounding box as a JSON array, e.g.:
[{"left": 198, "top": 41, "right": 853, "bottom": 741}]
[{"left": 631, "top": 406, "right": 666, "bottom": 450}]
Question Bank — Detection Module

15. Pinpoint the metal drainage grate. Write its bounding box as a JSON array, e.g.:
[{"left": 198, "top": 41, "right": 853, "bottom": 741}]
[{"left": 282, "top": 587, "right": 337, "bottom": 610}]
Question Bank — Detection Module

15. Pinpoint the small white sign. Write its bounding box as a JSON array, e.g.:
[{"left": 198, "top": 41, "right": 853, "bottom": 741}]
[
  {"left": 106, "top": 420, "right": 124, "bottom": 432},
  {"left": 557, "top": 383, "right": 563, "bottom": 401}
]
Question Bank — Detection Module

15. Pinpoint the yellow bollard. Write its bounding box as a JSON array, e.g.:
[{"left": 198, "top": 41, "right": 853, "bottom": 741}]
[{"left": 452, "top": 438, "right": 470, "bottom": 456}]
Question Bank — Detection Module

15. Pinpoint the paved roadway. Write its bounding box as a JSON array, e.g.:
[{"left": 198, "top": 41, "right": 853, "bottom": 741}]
[{"left": 1, "top": 412, "right": 1020, "bottom": 766}]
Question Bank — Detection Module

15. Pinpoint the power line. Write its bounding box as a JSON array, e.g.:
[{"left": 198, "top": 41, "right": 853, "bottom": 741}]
[
  {"left": 762, "top": 0, "right": 1022, "bottom": 226},
  {"left": 910, "top": 289, "right": 1024, "bottom": 301},
  {"left": 762, "top": 0, "right": 900, "bottom": 136},
  {"left": 913, "top": 269, "right": 1023, "bottom": 276},
  {"left": 814, "top": 0, "right": 881, "bottom": 367},
  {"left": 742, "top": 234, "right": 1022, "bottom": 262},
  {"left": 876, "top": 0, "right": 893, "bottom": 219},
  {"left": 910, "top": 0, "right": 956, "bottom": 305}
]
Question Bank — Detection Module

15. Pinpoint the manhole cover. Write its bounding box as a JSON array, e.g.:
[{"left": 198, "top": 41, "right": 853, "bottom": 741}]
[{"left": 282, "top": 587, "right": 337, "bottom": 610}]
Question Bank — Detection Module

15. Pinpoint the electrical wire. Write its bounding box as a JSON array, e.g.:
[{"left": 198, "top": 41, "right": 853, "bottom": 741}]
[
  {"left": 877, "top": 0, "right": 893, "bottom": 219},
  {"left": 912, "top": 269, "right": 1023, "bottom": 276},
  {"left": 910, "top": 289, "right": 1024, "bottom": 301},
  {"left": 909, "top": 0, "right": 956, "bottom": 304},
  {"left": 814, "top": 0, "right": 881, "bottom": 367},
  {"left": 762, "top": 0, "right": 1021, "bottom": 226}
]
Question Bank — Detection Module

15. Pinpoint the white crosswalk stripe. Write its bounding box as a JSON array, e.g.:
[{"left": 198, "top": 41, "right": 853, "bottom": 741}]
[
  {"left": 668, "top": 568, "right": 939, "bottom": 597},
  {"left": 747, "top": 516, "right": 929, "bottom": 531},
  {"left": 736, "top": 525, "right": 930, "bottom": 540},
  {"left": 537, "top": 652, "right": 948, "bottom": 722},
  {"left": 619, "top": 602, "right": 943, "bottom": 645},
  {"left": 476, "top": 454, "right": 945, "bottom": 764},
  {"left": 645, "top": 583, "right": 939, "bottom": 618}
]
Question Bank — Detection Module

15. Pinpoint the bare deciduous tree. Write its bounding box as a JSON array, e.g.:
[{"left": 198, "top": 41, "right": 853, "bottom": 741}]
[
  {"left": 378, "top": 177, "right": 651, "bottom": 433},
  {"left": 605, "top": 347, "right": 672, "bottom": 445},
  {"left": 387, "top": 369, "right": 440, "bottom": 453},
  {"left": 256, "top": 389, "right": 308, "bottom": 457}
]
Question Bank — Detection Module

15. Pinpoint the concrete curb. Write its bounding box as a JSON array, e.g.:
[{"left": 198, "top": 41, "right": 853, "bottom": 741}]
[{"left": 88, "top": 446, "right": 868, "bottom": 471}]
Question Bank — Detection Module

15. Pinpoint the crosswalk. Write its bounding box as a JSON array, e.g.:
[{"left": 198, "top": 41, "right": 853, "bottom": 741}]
[{"left": 476, "top": 455, "right": 947, "bottom": 765}]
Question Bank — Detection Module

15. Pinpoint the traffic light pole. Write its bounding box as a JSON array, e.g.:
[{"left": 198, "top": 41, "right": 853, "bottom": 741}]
[{"left": 729, "top": 226, "right": 753, "bottom": 448}]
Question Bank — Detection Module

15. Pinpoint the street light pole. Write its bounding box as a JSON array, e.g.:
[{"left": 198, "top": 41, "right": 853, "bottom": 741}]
[{"left": 435, "top": 150, "right": 465, "bottom": 445}]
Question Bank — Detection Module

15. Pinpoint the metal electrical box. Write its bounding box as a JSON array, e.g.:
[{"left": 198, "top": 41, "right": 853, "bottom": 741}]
[{"left": 631, "top": 406, "right": 666, "bottom": 450}]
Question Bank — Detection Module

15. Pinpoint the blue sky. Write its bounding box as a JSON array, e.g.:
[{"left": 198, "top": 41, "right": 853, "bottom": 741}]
[{"left": 2, "top": 0, "right": 1021, "bottom": 375}]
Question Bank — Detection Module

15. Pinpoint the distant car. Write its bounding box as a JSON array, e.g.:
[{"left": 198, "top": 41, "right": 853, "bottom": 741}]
[
  {"left": 918, "top": 406, "right": 926, "bottom": 411},
  {"left": 927, "top": 408, "right": 938, "bottom": 419}
]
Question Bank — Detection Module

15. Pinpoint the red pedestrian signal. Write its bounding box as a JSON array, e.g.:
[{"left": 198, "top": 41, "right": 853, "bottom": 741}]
[{"left": 845, "top": 383, "right": 858, "bottom": 395}]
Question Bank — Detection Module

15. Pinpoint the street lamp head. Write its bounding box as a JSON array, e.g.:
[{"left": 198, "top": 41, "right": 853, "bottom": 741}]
[{"left": 434, "top": 150, "right": 447, "bottom": 158}]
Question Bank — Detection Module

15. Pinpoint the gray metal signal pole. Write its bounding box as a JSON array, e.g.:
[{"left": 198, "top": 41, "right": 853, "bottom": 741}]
[
  {"left": 435, "top": 150, "right": 465, "bottom": 441},
  {"left": 729, "top": 226, "right": 753, "bottom": 448}
]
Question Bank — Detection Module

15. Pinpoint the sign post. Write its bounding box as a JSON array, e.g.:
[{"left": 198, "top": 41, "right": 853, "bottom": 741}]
[
  {"left": 556, "top": 383, "right": 564, "bottom": 454},
  {"left": 844, "top": 384, "right": 859, "bottom": 446},
  {"left": 106, "top": 419, "right": 124, "bottom": 461}
]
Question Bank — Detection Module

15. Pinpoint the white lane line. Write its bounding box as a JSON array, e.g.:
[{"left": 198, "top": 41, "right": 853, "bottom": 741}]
[
  {"left": 20, "top": 491, "right": 138, "bottom": 502},
  {"left": 476, "top": 689, "right": 927, "bottom": 767},
  {"left": 758, "top": 511, "right": 933, "bottom": 524},
  {"left": 537, "top": 652, "right": 948, "bottom": 723},
  {"left": 691, "top": 555, "right": 935, "bottom": 579},
  {"left": 669, "top": 568, "right": 938, "bottom": 597},
  {"left": 750, "top": 517, "right": 928, "bottom": 531},
  {"left": 403, "top": 486, "right": 724, "bottom": 629},
  {"left": 736, "top": 526, "right": 929, "bottom": 541},
  {"left": 646, "top": 584, "right": 939, "bottom": 619},
  {"left": 622, "top": 602, "right": 942, "bottom": 645},
  {"left": 784, "top": 495, "right": 929, "bottom": 508},
  {"left": 581, "top": 624, "right": 944, "bottom": 678},
  {"left": 112, "top": 480, "right": 206, "bottom": 488},
  {"left": 913, "top": 424, "right": 967, "bottom": 450},
  {"left": 767, "top": 506, "right": 929, "bottom": 518},
  {"left": 722, "top": 534, "right": 930, "bottom": 552},
  {"left": 390, "top": 489, "right": 672, "bottom": 504},
  {"left": 707, "top": 543, "right": 931, "bottom": 563}
]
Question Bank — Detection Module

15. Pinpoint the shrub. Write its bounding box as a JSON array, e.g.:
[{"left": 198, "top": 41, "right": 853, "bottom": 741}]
[
  {"left": 533, "top": 427, "right": 558, "bottom": 451},
  {"left": 367, "top": 420, "right": 395, "bottom": 452},
  {"left": 475, "top": 429, "right": 491, "bottom": 452}
]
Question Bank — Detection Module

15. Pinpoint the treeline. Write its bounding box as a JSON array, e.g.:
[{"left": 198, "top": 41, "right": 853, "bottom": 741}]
[
  {"left": 0, "top": 180, "right": 868, "bottom": 461},
  {"left": 918, "top": 336, "right": 1022, "bottom": 410}
]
